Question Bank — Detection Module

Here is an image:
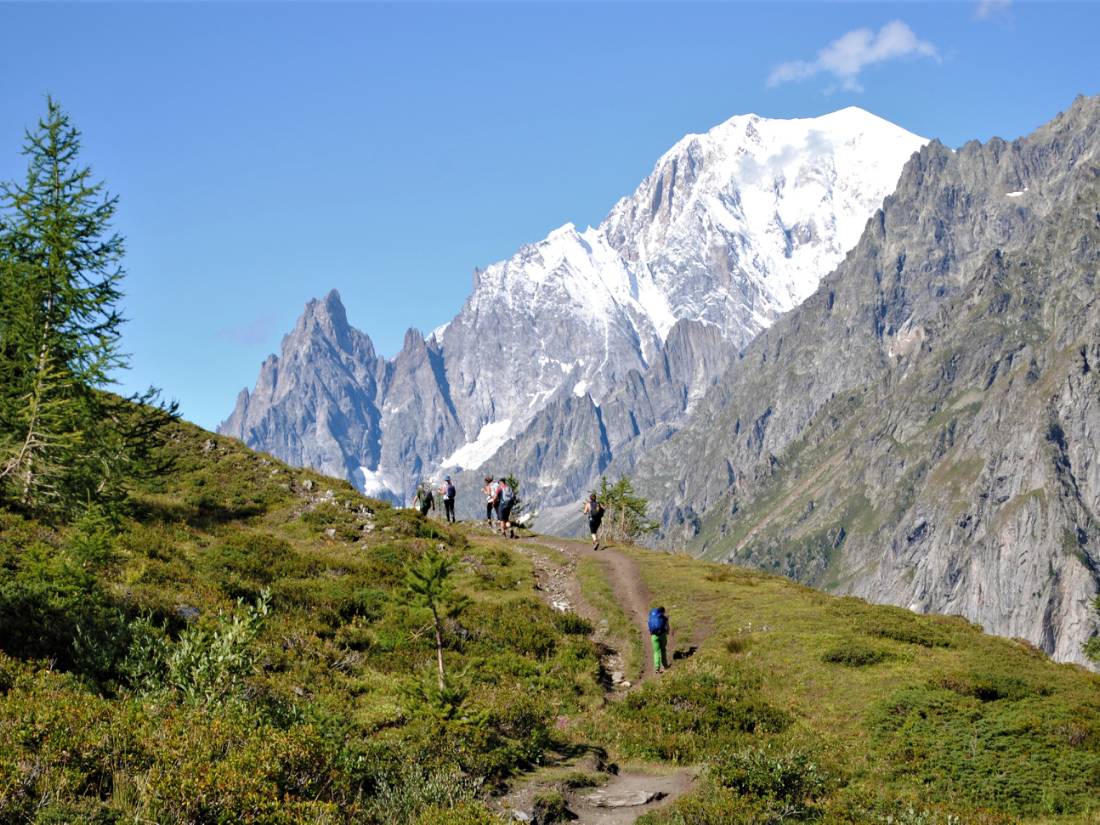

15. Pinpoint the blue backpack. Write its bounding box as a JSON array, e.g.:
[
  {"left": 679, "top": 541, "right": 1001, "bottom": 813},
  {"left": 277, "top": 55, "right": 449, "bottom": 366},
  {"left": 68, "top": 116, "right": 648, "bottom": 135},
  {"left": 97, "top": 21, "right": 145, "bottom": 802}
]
[{"left": 648, "top": 608, "right": 665, "bottom": 634}]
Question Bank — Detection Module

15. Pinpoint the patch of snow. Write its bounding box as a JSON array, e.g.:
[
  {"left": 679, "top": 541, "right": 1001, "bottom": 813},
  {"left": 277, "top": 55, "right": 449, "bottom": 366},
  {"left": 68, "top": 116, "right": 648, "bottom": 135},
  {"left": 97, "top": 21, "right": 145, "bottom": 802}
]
[
  {"left": 573, "top": 380, "right": 590, "bottom": 397},
  {"left": 429, "top": 321, "right": 450, "bottom": 342},
  {"left": 1006, "top": 188, "right": 1028, "bottom": 198},
  {"left": 355, "top": 466, "right": 394, "bottom": 497},
  {"left": 441, "top": 419, "right": 513, "bottom": 470}
]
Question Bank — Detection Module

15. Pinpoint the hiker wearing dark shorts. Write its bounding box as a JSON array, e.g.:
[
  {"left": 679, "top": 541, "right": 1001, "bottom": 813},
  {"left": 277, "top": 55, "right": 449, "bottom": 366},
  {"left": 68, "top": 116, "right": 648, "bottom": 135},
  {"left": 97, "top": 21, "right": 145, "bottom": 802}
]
[
  {"left": 583, "top": 493, "right": 604, "bottom": 550},
  {"left": 439, "top": 475, "right": 456, "bottom": 523},
  {"left": 495, "top": 477, "right": 516, "bottom": 539},
  {"left": 648, "top": 606, "right": 670, "bottom": 673},
  {"left": 483, "top": 476, "right": 498, "bottom": 527}
]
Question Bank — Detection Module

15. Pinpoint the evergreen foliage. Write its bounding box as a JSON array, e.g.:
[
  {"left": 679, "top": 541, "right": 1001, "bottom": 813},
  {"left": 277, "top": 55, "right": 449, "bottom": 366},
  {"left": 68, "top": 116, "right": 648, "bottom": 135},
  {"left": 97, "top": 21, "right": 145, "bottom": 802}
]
[
  {"left": 504, "top": 474, "right": 530, "bottom": 527},
  {"left": 0, "top": 98, "right": 176, "bottom": 518},
  {"left": 596, "top": 474, "right": 658, "bottom": 542},
  {"left": 405, "top": 547, "right": 469, "bottom": 689},
  {"left": 2, "top": 423, "right": 1100, "bottom": 822}
]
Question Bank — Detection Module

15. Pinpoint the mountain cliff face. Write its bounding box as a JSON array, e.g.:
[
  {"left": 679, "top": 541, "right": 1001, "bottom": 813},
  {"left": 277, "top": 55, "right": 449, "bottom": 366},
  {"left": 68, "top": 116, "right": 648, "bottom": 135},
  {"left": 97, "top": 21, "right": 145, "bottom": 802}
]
[
  {"left": 633, "top": 95, "right": 1100, "bottom": 665},
  {"left": 220, "top": 108, "right": 925, "bottom": 507}
]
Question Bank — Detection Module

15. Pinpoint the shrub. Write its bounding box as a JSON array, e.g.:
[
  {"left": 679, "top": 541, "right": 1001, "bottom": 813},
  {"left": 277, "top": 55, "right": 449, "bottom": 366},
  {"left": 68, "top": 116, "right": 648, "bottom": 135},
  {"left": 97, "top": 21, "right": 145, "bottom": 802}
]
[
  {"left": 0, "top": 540, "right": 131, "bottom": 683},
  {"left": 822, "top": 640, "right": 892, "bottom": 667},
  {"left": 362, "top": 761, "right": 484, "bottom": 824},
  {"left": 415, "top": 801, "right": 506, "bottom": 825},
  {"left": 1084, "top": 634, "right": 1100, "bottom": 663},
  {"left": 869, "top": 685, "right": 1100, "bottom": 815},
  {"left": 201, "top": 532, "right": 315, "bottom": 598},
  {"left": 561, "top": 770, "right": 605, "bottom": 789},
  {"left": 933, "top": 672, "right": 1043, "bottom": 702},
  {"left": 465, "top": 599, "right": 562, "bottom": 660},
  {"left": 635, "top": 777, "right": 764, "bottom": 824},
  {"left": 126, "top": 592, "right": 270, "bottom": 708},
  {"left": 859, "top": 610, "right": 952, "bottom": 648},
  {"left": 725, "top": 637, "right": 749, "bottom": 655},
  {"left": 552, "top": 611, "right": 593, "bottom": 636},
  {"left": 711, "top": 745, "right": 834, "bottom": 806},
  {"left": 532, "top": 790, "right": 572, "bottom": 823},
  {"left": 603, "top": 668, "right": 790, "bottom": 762}
]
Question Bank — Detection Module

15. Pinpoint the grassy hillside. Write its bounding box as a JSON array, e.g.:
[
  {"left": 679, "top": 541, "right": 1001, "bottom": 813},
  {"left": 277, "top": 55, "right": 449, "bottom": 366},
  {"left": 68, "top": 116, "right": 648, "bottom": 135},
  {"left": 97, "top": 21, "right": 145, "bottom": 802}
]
[{"left": 2, "top": 420, "right": 1100, "bottom": 823}]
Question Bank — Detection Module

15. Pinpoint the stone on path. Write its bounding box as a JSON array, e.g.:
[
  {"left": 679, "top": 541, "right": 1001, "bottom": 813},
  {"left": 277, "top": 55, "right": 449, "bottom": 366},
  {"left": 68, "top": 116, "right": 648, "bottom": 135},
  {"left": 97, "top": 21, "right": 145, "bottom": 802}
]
[{"left": 584, "top": 790, "right": 664, "bottom": 808}]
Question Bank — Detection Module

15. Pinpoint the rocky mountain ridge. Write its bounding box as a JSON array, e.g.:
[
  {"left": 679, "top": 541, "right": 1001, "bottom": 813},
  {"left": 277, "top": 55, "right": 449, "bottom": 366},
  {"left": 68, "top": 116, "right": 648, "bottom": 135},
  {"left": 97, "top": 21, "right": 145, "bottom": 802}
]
[
  {"left": 221, "top": 107, "right": 926, "bottom": 507},
  {"left": 629, "top": 94, "right": 1100, "bottom": 665}
]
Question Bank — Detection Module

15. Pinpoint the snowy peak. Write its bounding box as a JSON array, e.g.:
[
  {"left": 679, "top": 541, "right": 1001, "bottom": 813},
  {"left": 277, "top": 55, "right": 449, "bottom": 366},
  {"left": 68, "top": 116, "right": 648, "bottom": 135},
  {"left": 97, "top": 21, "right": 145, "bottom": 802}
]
[
  {"left": 601, "top": 106, "right": 926, "bottom": 327},
  {"left": 224, "top": 106, "right": 928, "bottom": 505}
]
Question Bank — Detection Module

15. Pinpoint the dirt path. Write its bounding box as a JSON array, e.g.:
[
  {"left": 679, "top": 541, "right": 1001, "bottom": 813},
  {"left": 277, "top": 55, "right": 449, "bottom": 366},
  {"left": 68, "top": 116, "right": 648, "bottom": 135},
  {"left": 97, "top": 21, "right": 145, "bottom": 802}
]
[
  {"left": 525, "top": 535, "right": 657, "bottom": 682},
  {"left": 496, "top": 763, "right": 696, "bottom": 825},
  {"left": 487, "top": 533, "right": 697, "bottom": 823}
]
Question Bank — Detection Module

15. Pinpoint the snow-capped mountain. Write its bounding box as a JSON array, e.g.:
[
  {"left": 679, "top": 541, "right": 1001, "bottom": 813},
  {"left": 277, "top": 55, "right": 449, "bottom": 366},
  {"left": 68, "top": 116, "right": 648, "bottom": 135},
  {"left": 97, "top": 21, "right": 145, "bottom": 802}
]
[{"left": 220, "top": 107, "right": 927, "bottom": 506}]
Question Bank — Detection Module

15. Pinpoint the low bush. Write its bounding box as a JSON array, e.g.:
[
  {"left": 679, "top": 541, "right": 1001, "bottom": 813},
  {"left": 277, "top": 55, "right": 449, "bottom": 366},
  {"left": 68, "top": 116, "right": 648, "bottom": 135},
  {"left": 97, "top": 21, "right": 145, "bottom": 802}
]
[
  {"left": 710, "top": 744, "right": 835, "bottom": 807},
  {"left": 934, "top": 671, "right": 1044, "bottom": 702},
  {"left": 561, "top": 770, "right": 605, "bottom": 789},
  {"left": 532, "top": 790, "right": 572, "bottom": 824},
  {"left": 859, "top": 609, "right": 952, "bottom": 649},
  {"left": 552, "top": 611, "right": 594, "bottom": 636},
  {"left": 635, "top": 777, "right": 775, "bottom": 825},
  {"left": 869, "top": 684, "right": 1100, "bottom": 815},
  {"left": 0, "top": 539, "right": 131, "bottom": 684},
  {"left": 465, "top": 599, "right": 563, "bottom": 660},
  {"left": 822, "top": 640, "right": 892, "bottom": 667},
  {"left": 600, "top": 667, "right": 790, "bottom": 762},
  {"left": 725, "top": 637, "right": 749, "bottom": 655}
]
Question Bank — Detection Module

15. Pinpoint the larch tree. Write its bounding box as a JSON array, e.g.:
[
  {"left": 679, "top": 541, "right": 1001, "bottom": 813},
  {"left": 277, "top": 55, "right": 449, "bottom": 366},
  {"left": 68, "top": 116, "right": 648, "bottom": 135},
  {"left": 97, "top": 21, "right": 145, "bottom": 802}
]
[
  {"left": 596, "top": 474, "right": 658, "bottom": 544},
  {"left": 0, "top": 98, "right": 175, "bottom": 516}
]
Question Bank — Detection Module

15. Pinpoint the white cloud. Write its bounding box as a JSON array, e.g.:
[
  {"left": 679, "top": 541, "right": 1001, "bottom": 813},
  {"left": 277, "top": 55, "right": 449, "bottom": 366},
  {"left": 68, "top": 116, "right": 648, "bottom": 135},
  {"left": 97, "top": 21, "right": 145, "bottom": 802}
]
[
  {"left": 768, "top": 21, "right": 940, "bottom": 93},
  {"left": 975, "top": 0, "right": 1011, "bottom": 20}
]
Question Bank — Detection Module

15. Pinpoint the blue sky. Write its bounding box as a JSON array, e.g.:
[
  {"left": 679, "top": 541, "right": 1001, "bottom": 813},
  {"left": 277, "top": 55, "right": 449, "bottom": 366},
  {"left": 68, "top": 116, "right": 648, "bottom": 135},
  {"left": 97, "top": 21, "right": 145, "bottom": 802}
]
[{"left": 1, "top": 1, "right": 1097, "bottom": 430}]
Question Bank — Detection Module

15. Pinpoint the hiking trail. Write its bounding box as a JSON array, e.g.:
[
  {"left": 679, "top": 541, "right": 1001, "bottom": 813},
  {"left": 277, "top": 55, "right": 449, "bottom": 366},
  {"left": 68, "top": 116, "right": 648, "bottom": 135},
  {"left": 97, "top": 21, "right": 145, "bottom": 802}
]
[
  {"left": 526, "top": 535, "right": 658, "bottom": 684},
  {"left": 486, "top": 531, "right": 701, "bottom": 823}
]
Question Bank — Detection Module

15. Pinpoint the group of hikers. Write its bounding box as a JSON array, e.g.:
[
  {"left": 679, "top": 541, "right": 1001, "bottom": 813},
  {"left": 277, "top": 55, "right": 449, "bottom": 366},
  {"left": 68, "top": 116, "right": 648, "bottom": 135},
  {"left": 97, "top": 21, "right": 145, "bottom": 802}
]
[
  {"left": 482, "top": 475, "right": 518, "bottom": 538},
  {"left": 412, "top": 475, "right": 458, "bottom": 523},
  {"left": 410, "top": 479, "right": 673, "bottom": 674},
  {"left": 410, "top": 474, "right": 520, "bottom": 538}
]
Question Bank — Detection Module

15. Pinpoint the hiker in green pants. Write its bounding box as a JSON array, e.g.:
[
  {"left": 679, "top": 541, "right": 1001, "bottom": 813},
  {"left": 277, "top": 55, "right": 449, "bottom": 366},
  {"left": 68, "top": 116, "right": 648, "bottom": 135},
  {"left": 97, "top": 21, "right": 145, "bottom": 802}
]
[{"left": 648, "top": 606, "right": 670, "bottom": 673}]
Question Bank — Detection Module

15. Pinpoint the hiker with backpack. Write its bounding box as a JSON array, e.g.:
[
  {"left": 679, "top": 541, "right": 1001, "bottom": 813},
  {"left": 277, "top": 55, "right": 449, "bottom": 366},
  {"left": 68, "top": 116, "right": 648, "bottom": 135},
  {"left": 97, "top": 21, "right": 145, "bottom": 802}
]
[
  {"left": 483, "top": 475, "right": 498, "bottom": 528},
  {"left": 413, "top": 483, "right": 435, "bottom": 518},
  {"left": 648, "top": 606, "right": 670, "bottom": 673},
  {"left": 583, "top": 492, "right": 605, "bottom": 550},
  {"left": 495, "top": 477, "right": 516, "bottom": 539},
  {"left": 439, "top": 475, "right": 457, "bottom": 523}
]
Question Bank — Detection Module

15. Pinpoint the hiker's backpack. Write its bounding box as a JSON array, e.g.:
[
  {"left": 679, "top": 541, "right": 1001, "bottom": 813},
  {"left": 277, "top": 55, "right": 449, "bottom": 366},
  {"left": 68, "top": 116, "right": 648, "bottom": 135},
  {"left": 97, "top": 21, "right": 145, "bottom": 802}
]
[
  {"left": 500, "top": 484, "right": 515, "bottom": 506},
  {"left": 594, "top": 502, "right": 605, "bottom": 518},
  {"left": 446, "top": 483, "right": 456, "bottom": 499},
  {"left": 648, "top": 608, "right": 665, "bottom": 634}
]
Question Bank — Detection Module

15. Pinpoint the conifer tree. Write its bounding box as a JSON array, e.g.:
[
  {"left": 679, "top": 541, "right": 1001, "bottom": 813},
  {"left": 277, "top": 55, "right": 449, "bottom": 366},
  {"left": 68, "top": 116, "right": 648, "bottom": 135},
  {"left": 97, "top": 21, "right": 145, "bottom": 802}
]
[
  {"left": 0, "top": 98, "right": 175, "bottom": 516},
  {"left": 596, "top": 474, "right": 658, "bottom": 543},
  {"left": 405, "top": 547, "right": 468, "bottom": 689}
]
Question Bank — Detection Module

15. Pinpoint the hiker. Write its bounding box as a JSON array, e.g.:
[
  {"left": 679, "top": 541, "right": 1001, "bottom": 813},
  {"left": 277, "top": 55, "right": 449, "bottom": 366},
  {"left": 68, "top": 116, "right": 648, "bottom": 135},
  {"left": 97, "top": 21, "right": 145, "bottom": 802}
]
[
  {"left": 483, "top": 475, "right": 498, "bottom": 528},
  {"left": 648, "top": 606, "right": 670, "bottom": 673},
  {"left": 413, "top": 484, "right": 435, "bottom": 518},
  {"left": 495, "top": 477, "right": 516, "bottom": 539},
  {"left": 439, "top": 475, "right": 457, "bottom": 523},
  {"left": 583, "top": 492, "right": 604, "bottom": 550}
]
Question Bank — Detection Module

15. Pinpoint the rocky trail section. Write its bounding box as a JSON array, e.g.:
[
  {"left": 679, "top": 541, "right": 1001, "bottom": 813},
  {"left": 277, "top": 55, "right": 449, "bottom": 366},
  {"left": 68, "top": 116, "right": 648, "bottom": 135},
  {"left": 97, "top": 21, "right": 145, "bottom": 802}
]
[
  {"left": 490, "top": 532, "right": 701, "bottom": 823},
  {"left": 524, "top": 536, "right": 658, "bottom": 684}
]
